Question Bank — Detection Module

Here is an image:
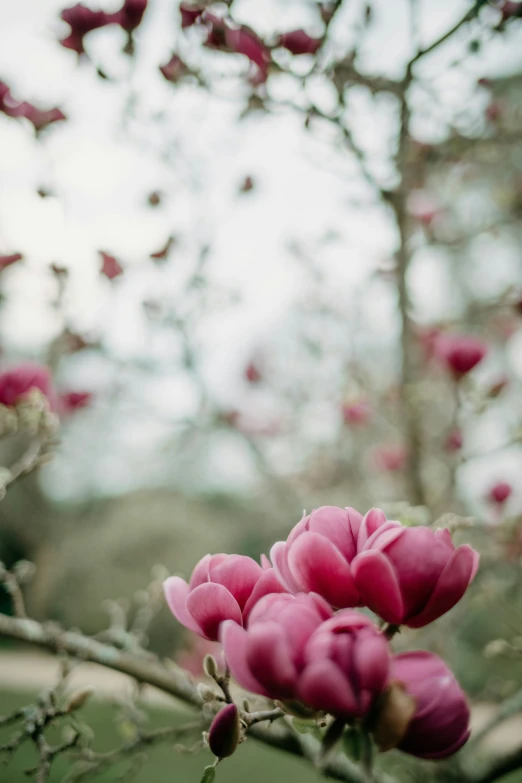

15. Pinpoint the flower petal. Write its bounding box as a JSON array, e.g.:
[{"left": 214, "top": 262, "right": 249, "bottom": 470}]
[
  {"left": 288, "top": 532, "right": 359, "bottom": 608},
  {"left": 163, "top": 577, "right": 202, "bottom": 635},
  {"left": 220, "top": 620, "right": 268, "bottom": 696},
  {"left": 357, "top": 508, "right": 388, "bottom": 550},
  {"left": 246, "top": 623, "right": 297, "bottom": 699},
  {"left": 210, "top": 555, "right": 263, "bottom": 610},
  {"left": 352, "top": 550, "right": 404, "bottom": 624},
  {"left": 186, "top": 583, "right": 242, "bottom": 640},
  {"left": 298, "top": 660, "right": 359, "bottom": 718},
  {"left": 406, "top": 545, "right": 478, "bottom": 628},
  {"left": 270, "top": 541, "right": 301, "bottom": 593},
  {"left": 243, "top": 568, "right": 288, "bottom": 621}
]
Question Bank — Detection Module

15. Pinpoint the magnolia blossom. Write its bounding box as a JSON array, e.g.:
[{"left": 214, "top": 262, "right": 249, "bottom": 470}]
[
  {"left": 114, "top": 0, "right": 148, "bottom": 32},
  {"left": 208, "top": 704, "right": 240, "bottom": 759},
  {"left": 163, "top": 553, "right": 286, "bottom": 640},
  {"left": 221, "top": 593, "right": 332, "bottom": 700},
  {"left": 99, "top": 251, "right": 123, "bottom": 280},
  {"left": 488, "top": 481, "right": 512, "bottom": 506},
  {"left": 222, "top": 600, "right": 389, "bottom": 719},
  {"left": 392, "top": 652, "right": 470, "bottom": 758},
  {"left": 60, "top": 3, "right": 116, "bottom": 54},
  {"left": 278, "top": 29, "right": 322, "bottom": 55},
  {"left": 435, "top": 334, "right": 487, "bottom": 378},
  {"left": 0, "top": 364, "right": 54, "bottom": 408},
  {"left": 352, "top": 524, "right": 479, "bottom": 628},
  {"left": 270, "top": 506, "right": 391, "bottom": 608}
]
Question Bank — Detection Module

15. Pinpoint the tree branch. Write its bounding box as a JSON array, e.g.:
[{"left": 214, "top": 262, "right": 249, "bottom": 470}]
[{"left": 0, "top": 613, "right": 396, "bottom": 783}]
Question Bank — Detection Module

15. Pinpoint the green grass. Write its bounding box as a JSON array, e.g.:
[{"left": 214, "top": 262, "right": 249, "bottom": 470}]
[{"left": 0, "top": 689, "right": 320, "bottom": 783}]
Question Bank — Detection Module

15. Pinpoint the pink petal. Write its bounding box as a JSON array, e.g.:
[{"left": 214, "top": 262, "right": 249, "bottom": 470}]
[
  {"left": 362, "top": 522, "right": 404, "bottom": 552},
  {"left": 353, "top": 633, "right": 390, "bottom": 693},
  {"left": 260, "top": 554, "right": 271, "bottom": 570},
  {"left": 243, "top": 568, "right": 287, "bottom": 621},
  {"left": 163, "top": 577, "right": 202, "bottom": 635},
  {"left": 210, "top": 555, "right": 263, "bottom": 610},
  {"left": 406, "top": 545, "right": 478, "bottom": 628},
  {"left": 308, "top": 506, "right": 357, "bottom": 561},
  {"left": 186, "top": 582, "right": 242, "bottom": 640},
  {"left": 246, "top": 623, "right": 297, "bottom": 698},
  {"left": 434, "top": 527, "right": 454, "bottom": 550},
  {"left": 270, "top": 541, "right": 301, "bottom": 593},
  {"left": 298, "top": 660, "right": 359, "bottom": 718},
  {"left": 220, "top": 621, "right": 268, "bottom": 696},
  {"left": 188, "top": 554, "right": 212, "bottom": 589},
  {"left": 357, "top": 508, "right": 388, "bottom": 550},
  {"left": 288, "top": 532, "right": 359, "bottom": 608},
  {"left": 352, "top": 550, "right": 404, "bottom": 624}
]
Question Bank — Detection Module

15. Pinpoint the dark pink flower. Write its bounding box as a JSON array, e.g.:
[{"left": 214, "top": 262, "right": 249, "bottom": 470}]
[
  {"left": 278, "top": 30, "right": 322, "bottom": 55},
  {"left": 244, "top": 361, "right": 262, "bottom": 383},
  {"left": 60, "top": 4, "right": 116, "bottom": 54},
  {"left": 352, "top": 524, "right": 479, "bottom": 628},
  {"left": 270, "top": 506, "right": 393, "bottom": 609},
  {"left": 59, "top": 391, "right": 92, "bottom": 413},
  {"left": 0, "top": 253, "right": 23, "bottom": 271},
  {"left": 342, "top": 400, "right": 371, "bottom": 426},
  {"left": 99, "top": 251, "right": 123, "bottom": 279},
  {"left": 373, "top": 444, "right": 407, "bottom": 472},
  {"left": 392, "top": 652, "right": 470, "bottom": 759},
  {"left": 114, "top": 0, "right": 148, "bottom": 32},
  {"left": 297, "top": 611, "right": 390, "bottom": 719},
  {"left": 164, "top": 554, "right": 286, "bottom": 640},
  {"left": 435, "top": 334, "right": 487, "bottom": 379},
  {"left": 221, "top": 592, "right": 332, "bottom": 700},
  {"left": 208, "top": 703, "right": 240, "bottom": 759},
  {"left": 225, "top": 24, "right": 271, "bottom": 82},
  {"left": 0, "top": 363, "right": 53, "bottom": 407},
  {"left": 445, "top": 428, "right": 463, "bottom": 453},
  {"left": 488, "top": 481, "right": 512, "bottom": 506},
  {"left": 159, "top": 55, "right": 188, "bottom": 83},
  {"left": 180, "top": 2, "right": 203, "bottom": 28},
  {"left": 21, "top": 105, "right": 67, "bottom": 132}
]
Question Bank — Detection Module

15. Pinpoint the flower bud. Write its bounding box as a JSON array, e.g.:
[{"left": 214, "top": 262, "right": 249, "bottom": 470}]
[
  {"left": 208, "top": 704, "right": 240, "bottom": 759},
  {"left": 65, "top": 686, "right": 94, "bottom": 712},
  {"left": 203, "top": 654, "right": 218, "bottom": 679}
]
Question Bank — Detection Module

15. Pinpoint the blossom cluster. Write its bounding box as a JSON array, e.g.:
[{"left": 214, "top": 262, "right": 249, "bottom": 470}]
[{"left": 164, "top": 505, "right": 478, "bottom": 761}]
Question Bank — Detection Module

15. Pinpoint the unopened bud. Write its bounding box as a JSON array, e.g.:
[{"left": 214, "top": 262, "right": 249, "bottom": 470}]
[
  {"left": 208, "top": 703, "right": 240, "bottom": 759},
  {"left": 198, "top": 683, "right": 219, "bottom": 702},
  {"left": 203, "top": 654, "right": 218, "bottom": 679},
  {"left": 371, "top": 682, "right": 416, "bottom": 752},
  {"left": 65, "top": 686, "right": 94, "bottom": 713}
]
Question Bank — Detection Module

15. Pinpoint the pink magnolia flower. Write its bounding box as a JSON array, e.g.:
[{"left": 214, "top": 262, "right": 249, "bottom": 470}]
[
  {"left": 0, "top": 253, "right": 23, "bottom": 271},
  {"left": 278, "top": 30, "right": 322, "bottom": 55},
  {"left": 270, "top": 506, "right": 394, "bottom": 609},
  {"left": 22, "top": 105, "right": 67, "bottom": 133},
  {"left": 488, "top": 481, "right": 512, "bottom": 506},
  {"left": 435, "top": 334, "right": 487, "bottom": 379},
  {"left": 221, "top": 592, "right": 332, "bottom": 700},
  {"left": 392, "top": 652, "right": 470, "bottom": 759},
  {"left": 99, "top": 251, "right": 123, "bottom": 279},
  {"left": 0, "top": 363, "right": 53, "bottom": 407},
  {"left": 114, "top": 0, "right": 148, "bottom": 32},
  {"left": 59, "top": 391, "right": 92, "bottom": 413},
  {"left": 203, "top": 14, "right": 270, "bottom": 83},
  {"left": 445, "top": 428, "right": 463, "bottom": 453},
  {"left": 373, "top": 444, "right": 407, "bottom": 473},
  {"left": 180, "top": 2, "right": 203, "bottom": 28},
  {"left": 342, "top": 400, "right": 371, "bottom": 426},
  {"left": 60, "top": 4, "right": 116, "bottom": 54},
  {"left": 163, "top": 553, "right": 286, "bottom": 640},
  {"left": 352, "top": 524, "right": 479, "bottom": 627},
  {"left": 159, "top": 55, "right": 188, "bottom": 83},
  {"left": 298, "top": 611, "right": 390, "bottom": 719},
  {"left": 244, "top": 361, "right": 262, "bottom": 383}
]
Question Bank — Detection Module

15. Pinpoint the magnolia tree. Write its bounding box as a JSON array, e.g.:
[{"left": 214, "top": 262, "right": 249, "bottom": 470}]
[{"left": 1, "top": 0, "right": 522, "bottom": 781}]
